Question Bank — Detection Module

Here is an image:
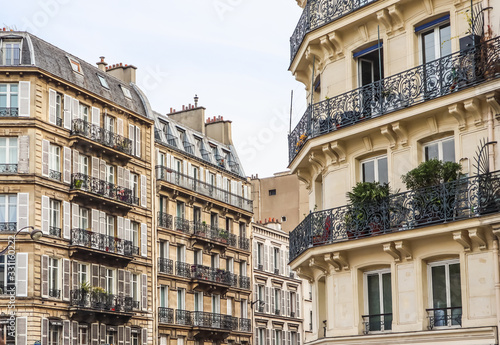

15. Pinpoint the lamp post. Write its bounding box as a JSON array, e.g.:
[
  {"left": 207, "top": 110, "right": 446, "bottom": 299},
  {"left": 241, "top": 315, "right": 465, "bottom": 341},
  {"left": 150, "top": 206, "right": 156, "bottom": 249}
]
[{"left": 0, "top": 226, "right": 43, "bottom": 255}]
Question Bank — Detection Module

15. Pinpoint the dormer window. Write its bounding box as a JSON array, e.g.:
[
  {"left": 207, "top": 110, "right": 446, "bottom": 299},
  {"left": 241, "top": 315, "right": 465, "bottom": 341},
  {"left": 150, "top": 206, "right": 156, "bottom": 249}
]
[
  {"left": 97, "top": 74, "right": 109, "bottom": 89},
  {"left": 67, "top": 57, "right": 83, "bottom": 74},
  {"left": 121, "top": 85, "right": 132, "bottom": 99},
  {"left": 1, "top": 41, "right": 21, "bottom": 66}
]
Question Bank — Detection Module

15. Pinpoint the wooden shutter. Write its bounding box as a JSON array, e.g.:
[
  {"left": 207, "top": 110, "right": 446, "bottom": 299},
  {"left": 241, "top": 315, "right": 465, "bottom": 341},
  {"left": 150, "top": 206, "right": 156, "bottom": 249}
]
[
  {"left": 63, "top": 320, "right": 70, "bottom": 345},
  {"left": 118, "top": 269, "right": 125, "bottom": 296},
  {"left": 100, "top": 266, "right": 106, "bottom": 289},
  {"left": 17, "top": 192, "right": 29, "bottom": 231},
  {"left": 125, "top": 327, "right": 131, "bottom": 345},
  {"left": 124, "top": 218, "right": 131, "bottom": 242},
  {"left": 71, "top": 321, "right": 78, "bottom": 345},
  {"left": 117, "top": 216, "right": 124, "bottom": 241},
  {"left": 142, "top": 328, "right": 147, "bottom": 345},
  {"left": 63, "top": 147, "right": 72, "bottom": 183},
  {"left": 124, "top": 271, "right": 131, "bottom": 297},
  {"left": 71, "top": 98, "right": 79, "bottom": 122},
  {"left": 129, "top": 124, "right": 135, "bottom": 155},
  {"left": 281, "top": 289, "right": 285, "bottom": 314},
  {"left": 281, "top": 250, "right": 285, "bottom": 275},
  {"left": 296, "top": 291, "right": 300, "bottom": 317},
  {"left": 286, "top": 291, "right": 290, "bottom": 316},
  {"left": 135, "top": 126, "right": 141, "bottom": 158},
  {"left": 91, "top": 209, "right": 99, "bottom": 233},
  {"left": 72, "top": 150, "right": 79, "bottom": 175},
  {"left": 91, "top": 264, "right": 99, "bottom": 288},
  {"left": 265, "top": 287, "right": 270, "bottom": 313},
  {"left": 270, "top": 246, "right": 274, "bottom": 273},
  {"left": 63, "top": 258, "right": 70, "bottom": 301},
  {"left": 117, "top": 166, "right": 124, "bottom": 187},
  {"left": 16, "top": 253, "right": 28, "bottom": 297},
  {"left": 90, "top": 323, "right": 99, "bottom": 345},
  {"left": 253, "top": 241, "right": 258, "bottom": 268},
  {"left": 17, "top": 135, "right": 29, "bottom": 173},
  {"left": 41, "top": 318, "right": 49, "bottom": 345},
  {"left": 41, "top": 195, "right": 49, "bottom": 235},
  {"left": 140, "top": 174, "right": 147, "bottom": 207},
  {"left": 255, "top": 329, "right": 259, "bottom": 345},
  {"left": 72, "top": 203, "right": 79, "bottom": 230},
  {"left": 264, "top": 245, "right": 269, "bottom": 272},
  {"left": 272, "top": 330, "right": 275, "bottom": 345},
  {"left": 91, "top": 107, "right": 100, "bottom": 126},
  {"left": 99, "top": 324, "right": 106, "bottom": 345},
  {"left": 49, "top": 89, "right": 57, "bottom": 124},
  {"left": 254, "top": 284, "right": 258, "bottom": 311},
  {"left": 91, "top": 157, "right": 99, "bottom": 178},
  {"left": 118, "top": 326, "right": 125, "bottom": 345},
  {"left": 117, "top": 118, "right": 123, "bottom": 136},
  {"left": 141, "top": 273, "right": 147, "bottom": 311},
  {"left": 18, "top": 81, "right": 30, "bottom": 117},
  {"left": 141, "top": 223, "right": 147, "bottom": 257},
  {"left": 99, "top": 159, "right": 106, "bottom": 181},
  {"left": 41, "top": 255, "right": 49, "bottom": 298},
  {"left": 124, "top": 169, "right": 130, "bottom": 191},
  {"left": 271, "top": 288, "right": 275, "bottom": 313},
  {"left": 63, "top": 201, "right": 71, "bottom": 239},
  {"left": 42, "top": 139, "right": 49, "bottom": 177},
  {"left": 72, "top": 261, "right": 79, "bottom": 290},
  {"left": 266, "top": 329, "right": 270, "bottom": 345},
  {"left": 99, "top": 211, "right": 106, "bottom": 234},
  {"left": 64, "top": 94, "right": 72, "bottom": 129}
]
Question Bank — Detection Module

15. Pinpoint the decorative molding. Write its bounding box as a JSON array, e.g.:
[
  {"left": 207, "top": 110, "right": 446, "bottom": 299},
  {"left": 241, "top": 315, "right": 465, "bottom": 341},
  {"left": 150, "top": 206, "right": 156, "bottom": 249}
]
[
  {"left": 327, "top": 32, "right": 344, "bottom": 58},
  {"left": 383, "top": 242, "right": 401, "bottom": 262},
  {"left": 422, "top": 0, "right": 433, "bottom": 15},
  {"left": 332, "top": 251, "right": 349, "bottom": 271},
  {"left": 306, "top": 44, "right": 324, "bottom": 70},
  {"left": 322, "top": 144, "right": 338, "bottom": 165},
  {"left": 319, "top": 35, "right": 336, "bottom": 62},
  {"left": 358, "top": 24, "right": 369, "bottom": 43},
  {"left": 387, "top": 4, "right": 404, "bottom": 32},
  {"left": 377, "top": 9, "right": 392, "bottom": 35},
  {"left": 394, "top": 240, "right": 412, "bottom": 260},
  {"left": 324, "top": 253, "right": 341, "bottom": 272},
  {"left": 486, "top": 92, "right": 500, "bottom": 120},
  {"left": 426, "top": 116, "right": 438, "bottom": 134},
  {"left": 391, "top": 122, "right": 408, "bottom": 146},
  {"left": 308, "top": 258, "right": 328, "bottom": 275},
  {"left": 362, "top": 136, "right": 373, "bottom": 152},
  {"left": 309, "top": 152, "right": 326, "bottom": 176},
  {"left": 296, "top": 267, "right": 314, "bottom": 283},
  {"left": 464, "top": 98, "right": 482, "bottom": 126},
  {"left": 297, "top": 169, "right": 312, "bottom": 190},
  {"left": 380, "top": 125, "right": 397, "bottom": 149},
  {"left": 453, "top": 230, "right": 472, "bottom": 252},
  {"left": 468, "top": 227, "right": 487, "bottom": 250},
  {"left": 448, "top": 103, "right": 466, "bottom": 131},
  {"left": 330, "top": 141, "right": 346, "bottom": 163},
  {"left": 203, "top": 201, "right": 213, "bottom": 212}
]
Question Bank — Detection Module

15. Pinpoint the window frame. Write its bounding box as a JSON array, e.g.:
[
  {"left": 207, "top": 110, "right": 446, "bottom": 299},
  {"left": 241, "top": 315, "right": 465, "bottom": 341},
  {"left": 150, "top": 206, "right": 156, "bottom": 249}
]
[
  {"left": 97, "top": 74, "right": 109, "bottom": 89},
  {"left": 363, "top": 268, "right": 392, "bottom": 332},
  {"left": 0, "top": 137, "right": 18, "bottom": 165},
  {"left": 423, "top": 136, "right": 455, "bottom": 162},
  {"left": 420, "top": 22, "right": 451, "bottom": 64},
  {"left": 1, "top": 40, "right": 21, "bottom": 65},
  {"left": 49, "top": 199, "right": 61, "bottom": 230},
  {"left": 427, "top": 258, "right": 462, "bottom": 310},
  {"left": 48, "top": 257, "right": 59, "bottom": 297},
  {"left": 0, "top": 83, "right": 18, "bottom": 109},
  {"left": 360, "top": 154, "right": 388, "bottom": 184},
  {"left": 0, "top": 194, "right": 17, "bottom": 226}
]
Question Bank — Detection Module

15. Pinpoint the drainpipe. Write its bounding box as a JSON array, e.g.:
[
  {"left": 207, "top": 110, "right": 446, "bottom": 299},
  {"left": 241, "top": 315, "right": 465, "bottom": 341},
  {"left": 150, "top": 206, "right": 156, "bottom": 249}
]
[
  {"left": 487, "top": 108, "right": 495, "bottom": 170},
  {"left": 493, "top": 239, "right": 500, "bottom": 330}
]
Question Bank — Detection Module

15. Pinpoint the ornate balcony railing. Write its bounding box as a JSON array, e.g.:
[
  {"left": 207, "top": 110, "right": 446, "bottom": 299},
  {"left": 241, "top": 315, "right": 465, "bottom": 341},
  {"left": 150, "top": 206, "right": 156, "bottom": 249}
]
[
  {"left": 0, "top": 285, "right": 15, "bottom": 295},
  {"left": 70, "top": 228, "right": 134, "bottom": 257},
  {"left": 191, "top": 311, "right": 237, "bottom": 330},
  {"left": 70, "top": 289, "right": 134, "bottom": 313},
  {"left": 238, "top": 236, "right": 250, "bottom": 250},
  {"left": 290, "top": 0, "right": 378, "bottom": 62},
  {"left": 71, "top": 119, "right": 133, "bottom": 155},
  {"left": 0, "top": 107, "right": 18, "bottom": 117},
  {"left": 156, "top": 166, "right": 253, "bottom": 212},
  {"left": 159, "top": 307, "right": 174, "bottom": 324},
  {"left": 289, "top": 171, "right": 500, "bottom": 262},
  {"left": 0, "top": 222, "right": 17, "bottom": 232},
  {"left": 158, "top": 212, "right": 173, "bottom": 229},
  {"left": 362, "top": 313, "right": 392, "bottom": 334},
  {"left": 49, "top": 289, "right": 61, "bottom": 299},
  {"left": 175, "top": 217, "right": 191, "bottom": 234},
  {"left": 0, "top": 47, "right": 21, "bottom": 66},
  {"left": 289, "top": 36, "right": 500, "bottom": 163},
  {"left": 49, "top": 226, "right": 61, "bottom": 238},
  {"left": 176, "top": 309, "right": 192, "bottom": 326},
  {"left": 49, "top": 169, "right": 61, "bottom": 181},
  {"left": 239, "top": 276, "right": 250, "bottom": 290},
  {"left": 71, "top": 173, "right": 136, "bottom": 205},
  {"left": 0, "top": 164, "right": 17, "bottom": 173},
  {"left": 175, "top": 261, "right": 192, "bottom": 278},
  {"left": 158, "top": 257, "right": 173, "bottom": 275},
  {"left": 191, "top": 264, "right": 232, "bottom": 285},
  {"left": 426, "top": 307, "right": 462, "bottom": 329},
  {"left": 239, "top": 318, "right": 251, "bottom": 332},
  {"left": 56, "top": 117, "right": 63, "bottom": 127}
]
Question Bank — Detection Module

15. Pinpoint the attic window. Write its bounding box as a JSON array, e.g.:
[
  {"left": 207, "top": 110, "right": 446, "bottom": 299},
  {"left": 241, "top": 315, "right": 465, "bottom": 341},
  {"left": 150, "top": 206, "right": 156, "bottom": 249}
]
[
  {"left": 67, "top": 57, "right": 83, "bottom": 74},
  {"left": 121, "top": 85, "right": 132, "bottom": 99},
  {"left": 97, "top": 74, "right": 109, "bottom": 89}
]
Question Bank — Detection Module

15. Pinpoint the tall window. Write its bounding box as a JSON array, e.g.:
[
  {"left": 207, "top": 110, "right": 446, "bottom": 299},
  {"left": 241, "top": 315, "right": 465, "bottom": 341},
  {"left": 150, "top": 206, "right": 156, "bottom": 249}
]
[
  {"left": 105, "top": 329, "right": 116, "bottom": 345},
  {"left": 274, "top": 289, "right": 281, "bottom": 314},
  {"left": 55, "top": 93, "right": 62, "bottom": 124},
  {"left": 361, "top": 155, "right": 388, "bottom": 184},
  {"left": 160, "top": 285, "right": 168, "bottom": 308},
  {"left": 106, "top": 164, "right": 115, "bottom": 185},
  {"left": 49, "top": 144, "right": 61, "bottom": 179},
  {"left": 212, "top": 294, "right": 221, "bottom": 314},
  {"left": 424, "top": 137, "right": 455, "bottom": 162},
  {"left": 257, "top": 329, "right": 265, "bottom": 345},
  {"left": 105, "top": 268, "right": 114, "bottom": 294},
  {"left": 273, "top": 247, "right": 280, "bottom": 274},
  {"left": 177, "top": 288, "right": 186, "bottom": 310},
  {"left": 0, "top": 84, "right": 18, "bottom": 112},
  {"left": 105, "top": 215, "right": 115, "bottom": 238},
  {"left": 210, "top": 212, "right": 218, "bottom": 227},
  {"left": 49, "top": 324, "right": 61, "bottom": 345},
  {"left": 0, "top": 194, "right": 17, "bottom": 229},
  {"left": 49, "top": 199, "right": 61, "bottom": 236},
  {"left": 1, "top": 41, "right": 21, "bottom": 65},
  {"left": 428, "top": 259, "right": 462, "bottom": 327},
  {"left": 78, "top": 263, "right": 88, "bottom": 286},
  {"left": 132, "top": 274, "right": 139, "bottom": 305},
  {"left": 176, "top": 202, "right": 185, "bottom": 219},
  {"left": 78, "top": 326, "right": 88, "bottom": 345},
  {"left": 257, "top": 242, "right": 264, "bottom": 269},
  {"left": 79, "top": 104, "right": 89, "bottom": 123},
  {"left": 131, "top": 332, "right": 139, "bottom": 345},
  {"left": 273, "top": 330, "right": 282, "bottom": 345},
  {"left": 421, "top": 22, "right": 451, "bottom": 64},
  {"left": 177, "top": 245, "right": 186, "bottom": 263},
  {"left": 105, "top": 115, "right": 115, "bottom": 133},
  {"left": 132, "top": 174, "right": 139, "bottom": 198},
  {"left": 194, "top": 291, "right": 203, "bottom": 312},
  {"left": 365, "top": 269, "right": 392, "bottom": 332},
  {"left": 241, "top": 299, "right": 248, "bottom": 318},
  {"left": 0, "top": 138, "right": 18, "bottom": 169},
  {"left": 48, "top": 258, "right": 59, "bottom": 298},
  {"left": 80, "top": 154, "right": 89, "bottom": 176},
  {"left": 0, "top": 254, "right": 15, "bottom": 292},
  {"left": 79, "top": 207, "right": 89, "bottom": 230},
  {"left": 357, "top": 45, "right": 383, "bottom": 87}
]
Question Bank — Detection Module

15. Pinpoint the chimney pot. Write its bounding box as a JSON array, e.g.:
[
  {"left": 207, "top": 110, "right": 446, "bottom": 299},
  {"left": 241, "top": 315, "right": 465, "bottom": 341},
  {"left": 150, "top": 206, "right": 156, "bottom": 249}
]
[
  {"left": 194, "top": 94, "right": 199, "bottom": 107},
  {"left": 182, "top": 105, "right": 185, "bottom": 110}
]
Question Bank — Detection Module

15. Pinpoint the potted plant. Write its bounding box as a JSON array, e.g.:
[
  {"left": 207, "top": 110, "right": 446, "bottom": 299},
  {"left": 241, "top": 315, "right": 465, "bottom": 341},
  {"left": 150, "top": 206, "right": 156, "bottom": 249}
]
[{"left": 74, "top": 178, "right": 83, "bottom": 189}]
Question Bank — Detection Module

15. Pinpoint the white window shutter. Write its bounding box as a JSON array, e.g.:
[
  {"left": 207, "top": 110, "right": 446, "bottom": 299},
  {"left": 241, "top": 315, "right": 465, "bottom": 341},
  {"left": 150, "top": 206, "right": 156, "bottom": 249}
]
[
  {"left": 17, "top": 192, "right": 29, "bottom": 231},
  {"left": 63, "top": 258, "right": 70, "bottom": 301},
  {"left": 91, "top": 107, "right": 100, "bottom": 126},
  {"left": 16, "top": 253, "right": 28, "bottom": 297},
  {"left": 90, "top": 323, "right": 99, "bottom": 345},
  {"left": 124, "top": 271, "right": 131, "bottom": 297},
  {"left": 141, "top": 223, "right": 147, "bottom": 257},
  {"left": 71, "top": 98, "right": 79, "bottom": 122},
  {"left": 72, "top": 150, "right": 79, "bottom": 175},
  {"left": 140, "top": 174, "right": 147, "bottom": 207},
  {"left": 92, "top": 209, "right": 99, "bottom": 233},
  {"left": 72, "top": 261, "right": 78, "bottom": 290},
  {"left": 41, "top": 255, "right": 49, "bottom": 298},
  {"left": 99, "top": 324, "right": 106, "bottom": 345},
  {"left": 117, "top": 166, "right": 124, "bottom": 187},
  {"left": 99, "top": 211, "right": 106, "bottom": 234},
  {"left": 187, "top": 162, "right": 192, "bottom": 178},
  {"left": 281, "top": 250, "right": 285, "bottom": 275},
  {"left": 297, "top": 291, "right": 300, "bottom": 317},
  {"left": 42, "top": 139, "right": 49, "bottom": 177},
  {"left": 71, "top": 321, "right": 78, "bottom": 345},
  {"left": 271, "top": 288, "right": 275, "bottom": 312},
  {"left": 91, "top": 264, "right": 99, "bottom": 288},
  {"left": 17, "top": 135, "right": 29, "bottom": 174},
  {"left": 141, "top": 328, "right": 147, "bottom": 345},
  {"left": 265, "top": 287, "right": 269, "bottom": 313},
  {"left": 49, "top": 89, "right": 57, "bottom": 125},
  {"left": 64, "top": 94, "right": 72, "bottom": 129},
  {"left": 63, "top": 319, "right": 70, "bottom": 345},
  {"left": 18, "top": 81, "right": 30, "bottom": 117},
  {"left": 253, "top": 241, "right": 257, "bottom": 267},
  {"left": 16, "top": 316, "right": 27, "bottom": 345},
  {"left": 125, "top": 327, "right": 131, "bottom": 345},
  {"left": 141, "top": 273, "right": 147, "bottom": 311},
  {"left": 124, "top": 218, "right": 131, "bottom": 242},
  {"left": 272, "top": 330, "right": 275, "bottom": 345},
  {"left": 99, "top": 159, "right": 106, "bottom": 181},
  {"left": 118, "top": 326, "right": 124, "bottom": 345},
  {"left": 117, "top": 118, "right": 123, "bottom": 136},
  {"left": 129, "top": 124, "right": 135, "bottom": 155},
  {"left": 124, "top": 169, "right": 130, "bottom": 191},
  {"left": 118, "top": 269, "right": 125, "bottom": 296},
  {"left": 41, "top": 318, "right": 49, "bottom": 345},
  {"left": 62, "top": 201, "right": 70, "bottom": 239},
  {"left": 270, "top": 246, "right": 274, "bottom": 272},
  {"left": 117, "top": 216, "right": 124, "bottom": 240},
  {"left": 264, "top": 245, "right": 269, "bottom": 272},
  {"left": 281, "top": 289, "right": 285, "bottom": 314},
  {"left": 63, "top": 146, "right": 72, "bottom": 184},
  {"left": 72, "top": 203, "right": 79, "bottom": 230},
  {"left": 135, "top": 126, "right": 141, "bottom": 158},
  {"left": 91, "top": 157, "right": 99, "bottom": 178}
]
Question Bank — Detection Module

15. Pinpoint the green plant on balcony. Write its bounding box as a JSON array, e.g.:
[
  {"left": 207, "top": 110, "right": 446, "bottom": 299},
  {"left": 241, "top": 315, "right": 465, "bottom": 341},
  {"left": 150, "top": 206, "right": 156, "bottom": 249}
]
[
  {"left": 74, "top": 179, "right": 83, "bottom": 189},
  {"left": 219, "top": 229, "right": 229, "bottom": 243},
  {"left": 81, "top": 281, "right": 91, "bottom": 294}
]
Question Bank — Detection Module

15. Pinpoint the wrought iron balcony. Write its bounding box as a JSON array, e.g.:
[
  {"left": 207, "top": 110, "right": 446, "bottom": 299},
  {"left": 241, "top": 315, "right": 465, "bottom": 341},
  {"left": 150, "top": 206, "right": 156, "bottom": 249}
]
[
  {"left": 0, "top": 285, "right": 14, "bottom": 295},
  {"left": 49, "top": 226, "right": 61, "bottom": 238},
  {"left": 158, "top": 212, "right": 173, "bottom": 229},
  {"left": 0, "top": 107, "right": 18, "bottom": 117},
  {"left": 191, "top": 311, "right": 237, "bottom": 330},
  {"left": 175, "top": 261, "right": 192, "bottom": 278},
  {"left": 48, "top": 289, "right": 61, "bottom": 299},
  {"left": 0, "top": 164, "right": 17, "bottom": 173},
  {"left": 192, "top": 221, "right": 234, "bottom": 246},
  {"left": 176, "top": 309, "right": 192, "bottom": 326},
  {"left": 175, "top": 217, "right": 191, "bottom": 234},
  {"left": 49, "top": 169, "right": 61, "bottom": 181},
  {"left": 238, "top": 236, "right": 249, "bottom": 250},
  {"left": 191, "top": 264, "right": 232, "bottom": 285},
  {"left": 159, "top": 307, "right": 174, "bottom": 324},
  {"left": 156, "top": 166, "right": 253, "bottom": 212},
  {"left": 70, "top": 228, "right": 134, "bottom": 257},
  {"left": 56, "top": 117, "right": 63, "bottom": 127},
  {"left": 71, "top": 173, "right": 136, "bottom": 205},
  {"left": 257, "top": 264, "right": 263, "bottom": 271},
  {"left": 0, "top": 222, "right": 16, "bottom": 232},
  {"left": 239, "top": 276, "right": 250, "bottom": 290},
  {"left": 275, "top": 309, "right": 281, "bottom": 316},
  {"left": 362, "top": 313, "right": 392, "bottom": 334},
  {"left": 290, "top": 0, "right": 378, "bottom": 62},
  {"left": 239, "top": 318, "right": 251, "bottom": 332},
  {"left": 289, "top": 36, "right": 500, "bottom": 163},
  {"left": 70, "top": 289, "right": 134, "bottom": 313},
  {"left": 158, "top": 257, "right": 173, "bottom": 275},
  {"left": 274, "top": 268, "right": 280, "bottom": 275},
  {"left": 289, "top": 171, "right": 500, "bottom": 262},
  {"left": 0, "top": 47, "right": 21, "bottom": 65},
  {"left": 71, "top": 119, "right": 133, "bottom": 156},
  {"left": 426, "top": 307, "right": 462, "bottom": 329}
]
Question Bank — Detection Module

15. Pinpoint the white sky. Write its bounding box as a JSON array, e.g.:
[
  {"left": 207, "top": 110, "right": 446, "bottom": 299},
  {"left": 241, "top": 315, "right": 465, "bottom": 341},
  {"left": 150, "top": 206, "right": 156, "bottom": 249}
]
[{"left": 4, "top": 0, "right": 308, "bottom": 178}]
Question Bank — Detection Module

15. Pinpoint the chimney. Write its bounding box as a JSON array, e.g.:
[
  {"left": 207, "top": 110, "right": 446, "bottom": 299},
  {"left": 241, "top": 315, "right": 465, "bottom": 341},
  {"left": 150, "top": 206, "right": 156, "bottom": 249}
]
[
  {"left": 106, "top": 62, "right": 137, "bottom": 84},
  {"left": 194, "top": 94, "right": 199, "bottom": 108},
  {"left": 205, "top": 116, "right": 233, "bottom": 146},
  {"left": 96, "top": 56, "right": 108, "bottom": 72}
]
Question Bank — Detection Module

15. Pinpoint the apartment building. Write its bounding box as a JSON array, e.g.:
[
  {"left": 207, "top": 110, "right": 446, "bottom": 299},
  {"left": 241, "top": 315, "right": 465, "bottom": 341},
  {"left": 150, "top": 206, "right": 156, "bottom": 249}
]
[
  {"left": 153, "top": 106, "right": 254, "bottom": 345},
  {"left": 287, "top": 0, "right": 500, "bottom": 344},
  {"left": 0, "top": 31, "right": 155, "bottom": 345},
  {"left": 252, "top": 221, "right": 308, "bottom": 345}
]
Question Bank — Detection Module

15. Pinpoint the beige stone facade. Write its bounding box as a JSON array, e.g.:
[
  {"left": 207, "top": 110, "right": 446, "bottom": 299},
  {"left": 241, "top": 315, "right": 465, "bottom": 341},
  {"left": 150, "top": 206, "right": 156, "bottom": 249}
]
[{"left": 287, "top": 0, "right": 500, "bottom": 344}]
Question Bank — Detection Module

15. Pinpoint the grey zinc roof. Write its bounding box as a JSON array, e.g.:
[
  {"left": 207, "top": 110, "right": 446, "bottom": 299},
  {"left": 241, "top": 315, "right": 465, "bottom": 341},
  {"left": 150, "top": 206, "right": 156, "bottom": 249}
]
[{"left": 0, "top": 31, "right": 147, "bottom": 117}]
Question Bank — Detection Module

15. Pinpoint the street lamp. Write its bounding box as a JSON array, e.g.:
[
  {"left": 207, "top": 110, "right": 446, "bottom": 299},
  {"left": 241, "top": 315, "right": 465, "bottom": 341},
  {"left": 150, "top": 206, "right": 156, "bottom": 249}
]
[{"left": 0, "top": 225, "right": 43, "bottom": 255}]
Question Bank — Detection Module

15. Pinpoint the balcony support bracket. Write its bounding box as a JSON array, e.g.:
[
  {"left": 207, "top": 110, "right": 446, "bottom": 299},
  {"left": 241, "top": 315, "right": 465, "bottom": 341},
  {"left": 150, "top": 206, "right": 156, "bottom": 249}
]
[
  {"left": 391, "top": 122, "right": 408, "bottom": 147},
  {"left": 322, "top": 144, "right": 338, "bottom": 166},
  {"left": 327, "top": 32, "right": 343, "bottom": 59},
  {"left": 453, "top": 230, "right": 472, "bottom": 252},
  {"left": 376, "top": 9, "right": 392, "bottom": 36},
  {"left": 464, "top": 98, "right": 483, "bottom": 127},
  {"left": 469, "top": 227, "right": 487, "bottom": 250},
  {"left": 448, "top": 103, "right": 467, "bottom": 131},
  {"left": 319, "top": 35, "right": 336, "bottom": 62},
  {"left": 383, "top": 242, "right": 401, "bottom": 262},
  {"left": 296, "top": 169, "right": 312, "bottom": 190},
  {"left": 381, "top": 125, "right": 397, "bottom": 149},
  {"left": 395, "top": 240, "right": 412, "bottom": 261},
  {"left": 423, "top": 0, "right": 434, "bottom": 15},
  {"left": 296, "top": 267, "right": 314, "bottom": 283},
  {"left": 308, "top": 258, "right": 328, "bottom": 278},
  {"left": 330, "top": 141, "right": 346, "bottom": 163},
  {"left": 388, "top": 4, "right": 404, "bottom": 32},
  {"left": 486, "top": 92, "right": 500, "bottom": 120}
]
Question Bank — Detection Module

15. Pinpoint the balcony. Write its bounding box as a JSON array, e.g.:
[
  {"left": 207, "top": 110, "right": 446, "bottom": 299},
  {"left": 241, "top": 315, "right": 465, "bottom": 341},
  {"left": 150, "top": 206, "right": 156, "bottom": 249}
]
[
  {"left": 70, "top": 173, "right": 137, "bottom": 211},
  {"left": 156, "top": 166, "right": 253, "bottom": 212},
  {"left": 69, "top": 288, "right": 134, "bottom": 323},
  {"left": 48, "top": 289, "right": 61, "bottom": 299},
  {"left": 0, "top": 107, "right": 18, "bottom": 117},
  {"left": 290, "top": 0, "right": 378, "bottom": 62},
  {"left": 175, "top": 261, "right": 192, "bottom": 279},
  {"left": 289, "top": 36, "right": 500, "bottom": 163},
  {"left": 427, "top": 307, "right": 462, "bottom": 330},
  {"left": 158, "top": 212, "right": 173, "bottom": 229},
  {"left": 49, "top": 169, "right": 61, "bottom": 181},
  {"left": 158, "top": 257, "right": 173, "bottom": 275},
  {"left": 289, "top": 171, "right": 500, "bottom": 262},
  {"left": 49, "top": 226, "right": 61, "bottom": 238},
  {"left": 176, "top": 309, "right": 192, "bottom": 326},
  {"left": 362, "top": 313, "right": 392, "bottom": 334},
  {"left": 69, "top": 228, "right": 134, "bottom": 266},
  {"left": 0, "top": 222, "right": 16, "bottom": 232},
  {"left": 239, "top": 276, "right": 250, "bottom": 290},
  {"left": 238, "top": 236, "right": 250, "bottom": 251},
  {"left": 239, "top": 318, "right": 251, "bottom": 332},
  {"left": 71, "top": 119, "right": 133, "bottom": 161},
  {"left": 159, "top": 307, "right": 174, "bottom": 324},
  {"left": 0, "top": 164, "right": 17, "bottom": 173},
  {"left": 0, "top": 47, "right": 21, "bottom": 66},
  {"left": 191, "top": 264, "right": 232, "bottom": 294},
  {"left": 191, "top": 311, "right": 238, "bottom": 341}
]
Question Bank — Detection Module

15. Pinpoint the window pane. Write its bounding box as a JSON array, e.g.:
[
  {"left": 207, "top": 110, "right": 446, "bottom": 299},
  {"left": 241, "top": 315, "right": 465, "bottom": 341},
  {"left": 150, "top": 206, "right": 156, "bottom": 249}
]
[
  {"left": 440, "top": 25, "right": 451, "bottom": 57},
  {"left": 362, "top": 160, "right": 375, "bottom": 183},
  {"left": 378, "top": 157, "right": 388, "bottom": 184},
  {"left": 425, "top": 143, "right": 439, "bottom": 161},
  {"left": 449, "top": 263, "right": 461, "bottom": 307},
  {"left": 367, "top": 274, "right": 380, "bottom": 314},
  {"left": 0, "top": 195, "right": 5, "bottom": 223},
  {"left": 382, "top": 272, "right": 392, "bottom": 314},
  {"left": 8, "top": 195, "right": 16, "bottom": 223},
  {"left": 442, "top": 139, "right": 455, "bottom": 162},
  {"left": 423, "top": 31, "right": 436, "bottom": 63},
  {"left": 431, "top": 265, "right": 447, "bottom": 309}
]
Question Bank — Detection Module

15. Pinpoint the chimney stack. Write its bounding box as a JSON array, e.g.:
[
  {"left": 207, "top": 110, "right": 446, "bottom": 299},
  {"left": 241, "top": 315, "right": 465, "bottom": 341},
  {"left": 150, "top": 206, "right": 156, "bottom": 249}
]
[
  {"left": 105, "top": 62, "right": 137, "bottom": 84},
  {"left": 194, "top": 94, "right": 199, "bottom": 108},
  {"left": 96, "top": 56, "right": 108, "bottom": 72}
]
